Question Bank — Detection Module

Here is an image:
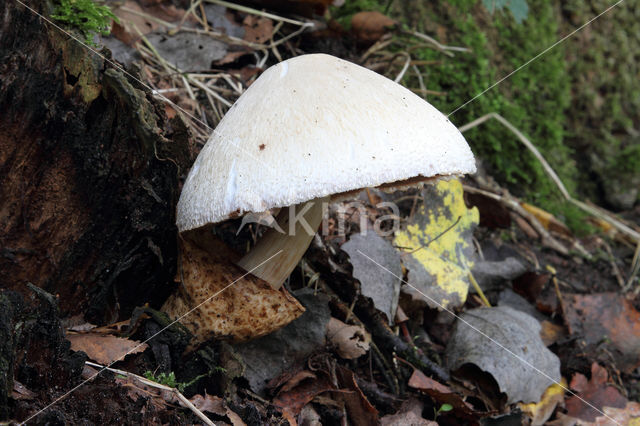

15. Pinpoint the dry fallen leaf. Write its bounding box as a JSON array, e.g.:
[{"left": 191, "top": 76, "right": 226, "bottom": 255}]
[
  {"left": 342, "top": 232, "right": 401, "bottom": 323},
  {"left": 583, "top": 401, "right": 640, "bottom": 425},
  {"left": 146, "top": 32, "right": 227, "bottom": 71},
  {"left": 350, "top": 11, "right": 397, "bottom": 43},
  {"left": 67, "top": 333, "right": 147, "bottom": 365},
  {"left": 335, "top": 366, "right": 379, "bottom": 426},
  {"left": 565, "top": 363, "right": 627, "bottom": 422},
  {"left": 562, "top": 292, "right": 640, "bottom": 373},
  {"left": 380, "top": 398, "right": 436, "bottom": 426},
  {"left": 242, "top": 15, "right": 274, "bottom": 44},
  {"left": 190, "top": 393, "right": 226, "bottom": 416},
  {"left": 446, "top": 306, "right": 561, "bottom": 404},
  {"left": 520, "top": 202, "right": 572, "bottom": 237},
  {"left": 518, "top": 379, "right": 567, "bottom": 426},
  {"left": 326, "top": 317, "right": 370, "bottom": 359},
  {"left": 273, "top": 371, "right": 334, "bottom": 417},
  {"left": 408, "top": 369, "right": 477, "bottom": 420},
  {"left": 395, "top": 179, "right": 479, "bottom": 310}
]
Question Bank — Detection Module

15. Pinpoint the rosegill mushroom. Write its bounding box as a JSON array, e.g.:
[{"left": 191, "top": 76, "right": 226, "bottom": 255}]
[{"left": 162, "top": 53, "right": 475, "bottom": 344}]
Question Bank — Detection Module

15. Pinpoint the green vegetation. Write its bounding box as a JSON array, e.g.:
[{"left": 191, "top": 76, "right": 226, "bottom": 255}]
[
  {"left": 559, "top": 0, "right": 640, "bottom": 211},
  {"left": 143, "top": 371, "right": 186, "bottom": 392},
  {"left": 52, "top": 0, "right": 116, "bottom": 46},
  {"left": 434, "top": 403, "right": 453, "bottom": 419},
  {"left": 332, "top": 0, "right": 640, "bottom": 232}
]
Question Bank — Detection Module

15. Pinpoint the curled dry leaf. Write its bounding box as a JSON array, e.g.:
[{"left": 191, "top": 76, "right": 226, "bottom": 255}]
[
  {"left": 273, "top": 371, "right": 334, "bottom": 417},
  {"left": 520, "top": 202, "right": 572, "bottom": 237},
  {"left": 67, "top": 333, "right": 147, "bottom": 365},
  {"left": 518, "top": 380, "right": 566, "bottom": 426},
  {"left": 326, "top": 317, "right": 370, "bottom": 359},
  {"left": 335, "top": 366, "right": 379, "bottom": 426},
  {"left": 161, "top": 235, "right": 304, "bottom": 344},
  {"left": 446, "top": 306, "right": 561, "bottom": 404}
]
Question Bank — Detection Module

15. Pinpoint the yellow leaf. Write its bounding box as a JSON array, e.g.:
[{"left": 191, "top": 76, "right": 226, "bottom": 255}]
[
  {"left": 519, "top": 379, "right": 567, "bottom": 426},
  {"left": 394, "top": 179, "right": 479, "bottom": 309}
]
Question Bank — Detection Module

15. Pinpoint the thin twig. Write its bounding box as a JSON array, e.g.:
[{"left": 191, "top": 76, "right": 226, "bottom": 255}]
[
  {"left": 394, "top": 53, "right": 411, "bottom": 83},
  {"left": 459, "top": 113, "right": 640, "bottom": 244},
  {"left": 204, "top": 0, "right": 314, "bottom": 27},
  {"left": 84, "top": 361, "right": 215, "bottom": 426},
  {"left": 462, "top": 185, "right": 569, "bottom": 255},
  {"left": 402, "top": 28, "right": 470, "bottom": 56}
]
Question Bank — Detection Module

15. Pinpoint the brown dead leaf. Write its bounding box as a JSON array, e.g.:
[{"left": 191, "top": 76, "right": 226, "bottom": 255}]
[
  {"left": 243, "top": 15, "right": 274, "bottom": 44},
  {"left": 565, "top": 363, "right": 627, "bottom": 422},
  {"left": 67, "top": 333, "right": 147, "bottom": 364},
  {"left": 351, "top": 11, "right": 396, "bottom": 43},
  {"left": 280, "top": 371, "right": 318, "bottom": 393},
  {"left": 540, "top": 320, "right": 566, "bottom": 346},
  {"left": 408, "top": 369, "right": 477, "bottom": 420},
  {"left": 273, "top": 371, "right": 334, "bottom": 417},
  {"left": 326, "top": 317, "right": 370, "bottom": 359},
  {"left": 226, "top": 408, "right": 247, "bottom": 426},
  {"left": 585, "top": 401, "right": 640, "bottom": 425},
  {"left": 335, "top": 366, "right": 379, "bottom": 426},
  {"left": 190, "top": 393, "right": 226, "bottom": 416},
  {"left": 562, "top": 293, "right": 640, "bottom": 373},
  {"left": 380, "top": 398, "right": 436, "bottom": 426}
]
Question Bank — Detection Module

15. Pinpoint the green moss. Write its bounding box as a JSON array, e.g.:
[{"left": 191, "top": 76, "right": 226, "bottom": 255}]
[
  {"left": 559, "top": 0, "right": 640, "bottom": 208},
  {"left": 393, "top": 3, "right": 574, "bottom": 214},
  {"left": 52, "top": 0, "right": 117, "bottom": 46}
]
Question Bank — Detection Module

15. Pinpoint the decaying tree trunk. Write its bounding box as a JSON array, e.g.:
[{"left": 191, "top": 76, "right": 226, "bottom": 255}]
[{"left": 0, "top": 0, "right": 191, "bottom": 323}]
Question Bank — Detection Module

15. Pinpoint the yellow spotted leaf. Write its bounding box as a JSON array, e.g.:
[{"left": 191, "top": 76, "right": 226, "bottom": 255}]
[{"left": 394, "top": 179, "right": 479, "bottom": 309}]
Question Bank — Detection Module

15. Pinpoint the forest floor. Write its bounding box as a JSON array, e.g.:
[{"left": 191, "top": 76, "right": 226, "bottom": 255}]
[{"left": 3, "top": 0, "right": 640, "bottom": 425}]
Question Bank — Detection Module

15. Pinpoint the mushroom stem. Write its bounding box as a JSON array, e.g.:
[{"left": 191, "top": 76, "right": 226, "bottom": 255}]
[{"left": 236, "top": 196, "right": 329, "bottom": 289}]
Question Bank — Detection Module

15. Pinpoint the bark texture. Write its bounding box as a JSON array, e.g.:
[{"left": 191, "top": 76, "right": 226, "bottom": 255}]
[{"left": 0, "top": 0, "right": 191, "bottom": 323}]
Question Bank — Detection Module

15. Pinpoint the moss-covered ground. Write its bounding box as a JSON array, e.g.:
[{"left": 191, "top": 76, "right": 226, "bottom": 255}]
[{"left": 332, "top": 0, "right": 639, "bottom": 233}]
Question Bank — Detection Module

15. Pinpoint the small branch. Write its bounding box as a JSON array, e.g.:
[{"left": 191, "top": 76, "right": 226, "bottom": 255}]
[
  {"left": 84, "top": 361, "right": 216, "bottom": 426},
  {"left": 394, "top": 53, "right": 411, "bottom": 83},
  {"left": 204, "top": 0, "right": 314, "bottom": 28},
  {"left": 462, "top": 185, "right": 570, "bottom": 255},
  {"left": 402, "top": 29, "right": 470, "bottom": 57},
  {"left": 459, "top": 113, "right": 640, "bottom": 244}
]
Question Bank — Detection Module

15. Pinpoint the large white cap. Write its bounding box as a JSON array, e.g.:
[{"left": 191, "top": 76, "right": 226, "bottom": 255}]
[{"left": 177, "top": 54, "right": 475, "bottom": 232}]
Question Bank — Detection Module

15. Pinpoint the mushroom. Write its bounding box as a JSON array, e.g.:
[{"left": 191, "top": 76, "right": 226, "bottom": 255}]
[{"left": 164, "top": 53, "right": 475, "bottom": 343}]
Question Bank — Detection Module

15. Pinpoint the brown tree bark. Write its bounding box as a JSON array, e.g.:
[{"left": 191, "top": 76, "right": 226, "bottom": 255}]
[{"left": 0, "top": 0, "right": 191, "bottom": 324}]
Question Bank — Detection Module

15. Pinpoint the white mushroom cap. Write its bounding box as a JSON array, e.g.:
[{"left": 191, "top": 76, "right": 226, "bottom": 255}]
[{"left": 177, "top": 53, "right": 476, "bottom": 232}]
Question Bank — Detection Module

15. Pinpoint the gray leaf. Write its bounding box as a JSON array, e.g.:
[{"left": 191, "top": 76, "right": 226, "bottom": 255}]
[
  {"left": 233, "top": 289, "right": 330, "bottom": 394},
  {"left": 147, "top": 32, "right": 227, "bottom": 71},
  {"left": 446, "top": 306, "right": 560, "bottom": 404},
  {"left": 342, "top": 232, "right": 401, "bottom": 323}
]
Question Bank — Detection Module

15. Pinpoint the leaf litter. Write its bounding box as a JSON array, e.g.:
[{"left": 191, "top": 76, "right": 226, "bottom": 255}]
[{"left": 11, "top": 0, "right": 640, "bottom": 424}]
